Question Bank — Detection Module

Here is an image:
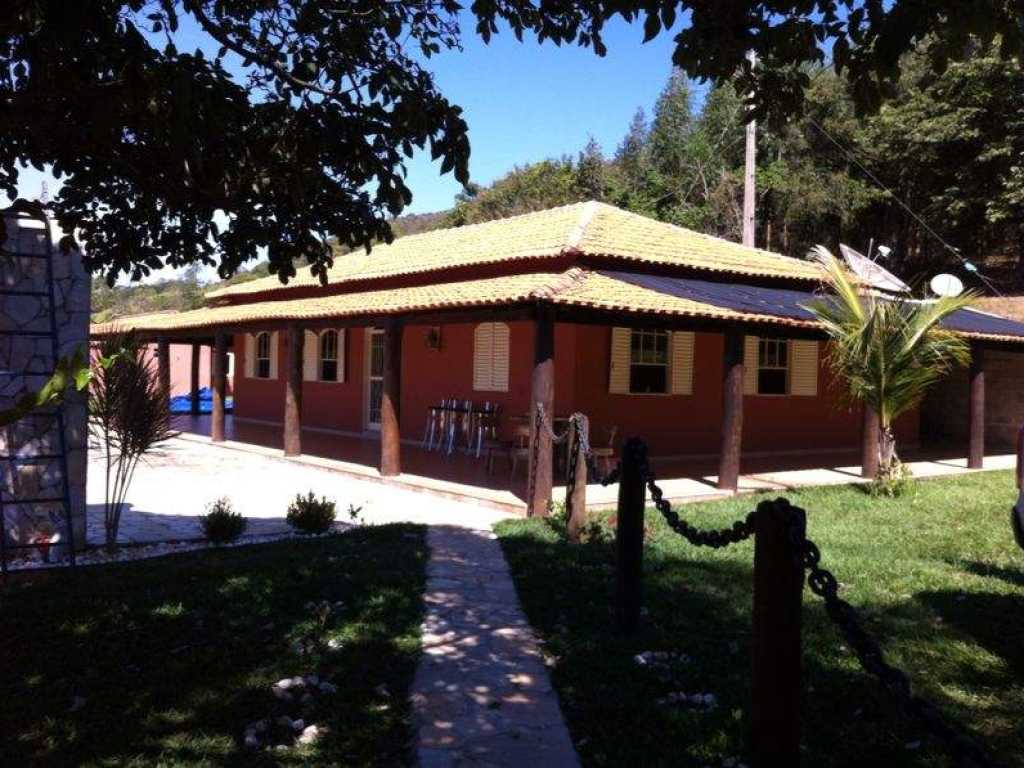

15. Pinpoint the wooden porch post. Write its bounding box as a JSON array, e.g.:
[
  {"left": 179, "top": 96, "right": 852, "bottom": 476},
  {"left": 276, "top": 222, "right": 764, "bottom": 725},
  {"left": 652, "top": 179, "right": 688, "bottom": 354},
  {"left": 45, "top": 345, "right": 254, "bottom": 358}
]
[
  {"left": 380, "top": 319, "right": 403, "bottom": 477},
  {"left": 528, "top": 306, "right": 555, "bottom": 517},
  {"left": 718, "top": 328, "right": 744, "bottom": 491},
  {"left": 969, "top": 341, "right": 985, "bottom": 469},
  {"left": 283, "top": 323, "right": 304, "bottom": 457},
  {"left": 861, "top": 405, "right": 880, "bottom": 479},
  {"left": 157, "top": 337, "right": 171, "bottom": 398},
  {"left": 211, "top": 332, "right": 228, "bottom": 443},
  {"left": 189, "top": 343, "right": 201, "bottom": 415}
]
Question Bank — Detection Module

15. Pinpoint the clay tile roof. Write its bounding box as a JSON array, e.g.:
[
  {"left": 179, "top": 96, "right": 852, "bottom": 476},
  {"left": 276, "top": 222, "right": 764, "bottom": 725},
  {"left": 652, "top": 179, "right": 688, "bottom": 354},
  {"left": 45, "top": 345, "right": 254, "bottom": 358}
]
[{"left": 204, "top": 201, "right": 821, "bottom": 301}]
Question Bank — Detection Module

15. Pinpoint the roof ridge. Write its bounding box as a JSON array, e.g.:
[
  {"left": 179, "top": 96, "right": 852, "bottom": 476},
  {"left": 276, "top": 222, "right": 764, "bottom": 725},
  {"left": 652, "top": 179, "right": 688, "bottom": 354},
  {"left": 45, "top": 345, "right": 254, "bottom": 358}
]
[
  {"left": 529, "top": 266, "right": 590, "bottom": 300},
  {"left": 565, "top": 200, "right": 601, "bottom": 250}
]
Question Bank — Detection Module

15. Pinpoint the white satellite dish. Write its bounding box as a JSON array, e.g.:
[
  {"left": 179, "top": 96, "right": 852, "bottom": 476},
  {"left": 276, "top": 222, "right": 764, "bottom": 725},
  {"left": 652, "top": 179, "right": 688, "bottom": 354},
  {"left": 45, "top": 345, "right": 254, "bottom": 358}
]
[
  {"left": 930, "top": 273, "right": 964, "bottom": 298},
  {"left": 840, "top": 243, "right": 911, "bottom": 294}
]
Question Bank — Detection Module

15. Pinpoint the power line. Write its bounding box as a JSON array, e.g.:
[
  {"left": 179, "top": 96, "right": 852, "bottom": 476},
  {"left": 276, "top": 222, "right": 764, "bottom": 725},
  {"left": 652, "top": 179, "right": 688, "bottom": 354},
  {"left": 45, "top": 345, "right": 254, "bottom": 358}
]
[{"left": 804, "top": 115, "right": 1004, "bottom": 297}]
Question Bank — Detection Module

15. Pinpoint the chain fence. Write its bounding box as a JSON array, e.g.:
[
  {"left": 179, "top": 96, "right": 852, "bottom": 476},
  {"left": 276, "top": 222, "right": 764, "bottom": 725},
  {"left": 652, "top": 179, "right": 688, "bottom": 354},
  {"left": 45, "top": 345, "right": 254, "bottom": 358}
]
[{"left": 544, "top": 414, "right": 1000, "bottom": 768}]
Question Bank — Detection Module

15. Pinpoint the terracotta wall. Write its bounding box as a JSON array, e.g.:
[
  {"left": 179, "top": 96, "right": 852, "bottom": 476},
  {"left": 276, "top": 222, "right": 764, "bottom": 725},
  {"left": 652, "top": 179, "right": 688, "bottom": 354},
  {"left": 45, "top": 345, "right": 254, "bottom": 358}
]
[{"left": 231, "top": 321, "right": 920, "bottom": 456}]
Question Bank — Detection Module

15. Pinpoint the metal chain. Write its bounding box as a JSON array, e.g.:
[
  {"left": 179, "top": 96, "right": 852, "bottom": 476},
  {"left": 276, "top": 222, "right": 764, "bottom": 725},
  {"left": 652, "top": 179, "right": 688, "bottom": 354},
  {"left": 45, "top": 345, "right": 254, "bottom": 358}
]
[
  {"left": 536, "top": 401, "right": 572, "bottom": 444},
  {"left": 643, "top": 457, "right": 756, "bottom": 548},
  {"left": 778, "top": 500, "right": 1001, "bottom": 768}
]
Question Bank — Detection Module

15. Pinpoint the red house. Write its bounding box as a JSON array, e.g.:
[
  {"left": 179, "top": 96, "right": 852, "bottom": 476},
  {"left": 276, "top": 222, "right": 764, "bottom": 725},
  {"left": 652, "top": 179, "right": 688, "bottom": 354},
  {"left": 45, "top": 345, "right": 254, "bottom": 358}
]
[{"left": 92, "top": 202, "right": 1024, "bottom": 514}]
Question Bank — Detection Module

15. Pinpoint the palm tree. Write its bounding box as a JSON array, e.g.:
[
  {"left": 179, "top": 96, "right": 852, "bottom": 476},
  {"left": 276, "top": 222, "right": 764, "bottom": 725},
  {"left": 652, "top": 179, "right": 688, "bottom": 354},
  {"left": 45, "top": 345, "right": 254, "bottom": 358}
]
[{"left": 806, "top": 246, "right": 974, "bottom": 486}]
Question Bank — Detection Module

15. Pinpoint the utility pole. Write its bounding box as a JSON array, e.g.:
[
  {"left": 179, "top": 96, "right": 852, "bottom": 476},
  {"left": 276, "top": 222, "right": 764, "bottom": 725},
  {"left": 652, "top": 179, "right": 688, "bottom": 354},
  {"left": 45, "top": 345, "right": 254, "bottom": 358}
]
[{"left": 742, "top": 51, "right": 757, "bottom": 248}]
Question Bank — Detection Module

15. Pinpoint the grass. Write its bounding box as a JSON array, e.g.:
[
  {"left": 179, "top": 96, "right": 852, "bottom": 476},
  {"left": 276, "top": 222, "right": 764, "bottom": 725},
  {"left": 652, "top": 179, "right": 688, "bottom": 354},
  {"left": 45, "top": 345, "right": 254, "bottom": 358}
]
[
  {"left": 496, "top": 471, "right": 1024, "bottom": 768},
  {"left": 1, "top": 524, "right": 428, "bottom": 767}
]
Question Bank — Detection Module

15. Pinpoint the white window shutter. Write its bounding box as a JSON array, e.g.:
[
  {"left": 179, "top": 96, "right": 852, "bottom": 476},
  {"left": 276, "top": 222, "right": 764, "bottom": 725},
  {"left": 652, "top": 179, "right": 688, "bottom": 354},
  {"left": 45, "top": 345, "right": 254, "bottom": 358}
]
[
  {"left": 669, "top": 332, "right": 695, "bottom": 395},
  {"left": 244, "top": 334, "right": 255, "bottom": 378},
  {"left": 303, "top": 330, "right": 319, "bottom": 381},
  {"left": 491, "top": 323, "right": 509, "bottom": 392},
  {"left": 609, "top": 327, "right": 631, "bottom": 394},
  {"left": 743, "top": 335, "right": 759, "bottom": 395},
  {"left": 337, "top": 329, "right": 347, "bottom": 383},
  {"left": 790, "top": 340, "right": 819, "bottom": 396},
  {"left": 268, "top": 332, "right": 279, "bottom": 379},
  {"left": 473, "top": 323, "right": 493, "bottom": 391}
]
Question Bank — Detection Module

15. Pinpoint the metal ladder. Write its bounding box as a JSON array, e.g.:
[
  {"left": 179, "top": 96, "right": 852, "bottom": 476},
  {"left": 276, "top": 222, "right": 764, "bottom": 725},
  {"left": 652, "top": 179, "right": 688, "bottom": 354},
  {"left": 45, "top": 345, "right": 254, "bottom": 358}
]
[{"left": 0, "top": 200, "right": 76, "bottom": 573}]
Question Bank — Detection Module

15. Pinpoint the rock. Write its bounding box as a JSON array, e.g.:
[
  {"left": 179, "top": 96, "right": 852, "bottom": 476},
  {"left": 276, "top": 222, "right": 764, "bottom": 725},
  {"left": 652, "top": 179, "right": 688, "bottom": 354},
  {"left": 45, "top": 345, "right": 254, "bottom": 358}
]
[
  {"left": 276, "top": 715, "right": 294, "bottom": 729},
  {"left": 301, "top": 693, "right": 315, "bottom": 706},
  {"left": 298, "top": 724, "right": 326, "bottom": 745},
  {"left": 327, "top": 637, "right": 344, "bottom": 650},
  {"left": 272, "top": 687, "right": 293, "bottom": 701},
  {"left": 244, "top": 731, "right": 260, "bottom": 749},
  {"left": 292, "top": 718, "right": 305, "bottom": 731},
  {"left": 374, "top": 684, "right": 390, "bottom": 698},
  {"left": 304, "top": 674, "right": 320, "bottom": 686},
  {"left": 253, "top": 719, "right": 269, "bottom": 733},
  {"left": 318, "top": 681, "right": 337, "bottom": 694},
  {"left": 275, "top": 677, "right": 296, "bottom": 690},
  {"left": 68, "top": 695, "right": 86, "bottom": 713}
]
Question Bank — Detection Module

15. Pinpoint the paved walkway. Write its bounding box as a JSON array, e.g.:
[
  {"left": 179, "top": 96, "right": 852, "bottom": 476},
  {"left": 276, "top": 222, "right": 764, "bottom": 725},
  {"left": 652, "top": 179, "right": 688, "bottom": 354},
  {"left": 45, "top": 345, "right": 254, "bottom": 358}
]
[{"left": 412, "top": 526, "right": 579, "bottom": 767}]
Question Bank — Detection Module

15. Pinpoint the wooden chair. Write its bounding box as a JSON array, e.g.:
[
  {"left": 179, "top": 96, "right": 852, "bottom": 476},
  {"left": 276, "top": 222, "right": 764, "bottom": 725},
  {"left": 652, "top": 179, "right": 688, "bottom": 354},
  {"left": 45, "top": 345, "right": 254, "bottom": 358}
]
[{"left": 590, "top": 425, "right": 618, "bottom": 476}]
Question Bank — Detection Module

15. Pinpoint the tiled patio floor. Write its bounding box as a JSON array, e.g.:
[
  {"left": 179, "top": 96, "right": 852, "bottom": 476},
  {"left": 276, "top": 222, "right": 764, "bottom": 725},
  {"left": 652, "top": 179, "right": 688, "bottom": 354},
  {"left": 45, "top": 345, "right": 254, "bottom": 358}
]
[{"left": 171, "top": 415, "right": 1017, "bottom": 513}]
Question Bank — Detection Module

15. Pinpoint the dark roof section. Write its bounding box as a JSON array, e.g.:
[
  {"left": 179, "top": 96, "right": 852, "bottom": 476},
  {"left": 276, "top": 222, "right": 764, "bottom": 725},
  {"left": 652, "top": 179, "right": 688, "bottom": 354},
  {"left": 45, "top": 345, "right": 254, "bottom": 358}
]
[{"left": 605, "top": 271, "right": 1024, "bottom": 342}]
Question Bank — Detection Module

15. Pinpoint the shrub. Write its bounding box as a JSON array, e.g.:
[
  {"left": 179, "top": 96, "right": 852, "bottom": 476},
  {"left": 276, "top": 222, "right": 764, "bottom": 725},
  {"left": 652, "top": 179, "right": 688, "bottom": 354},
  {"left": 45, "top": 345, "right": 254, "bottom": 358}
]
[
  {"left": 200, "top": 497, "right": 247, "bottom": 543},
  {"left": 868, "top": 460, "right": 913, "bottom": 498},
  {"left": 287, "top": 492, "right": 336, "bottom": 534}
]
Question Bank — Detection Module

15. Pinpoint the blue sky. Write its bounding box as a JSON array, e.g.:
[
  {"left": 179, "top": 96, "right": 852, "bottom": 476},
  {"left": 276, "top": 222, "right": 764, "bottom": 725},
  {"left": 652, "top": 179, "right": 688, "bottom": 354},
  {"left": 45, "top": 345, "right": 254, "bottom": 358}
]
[{"left": 6, "top": 11, "right": 701, "bottom": 278}]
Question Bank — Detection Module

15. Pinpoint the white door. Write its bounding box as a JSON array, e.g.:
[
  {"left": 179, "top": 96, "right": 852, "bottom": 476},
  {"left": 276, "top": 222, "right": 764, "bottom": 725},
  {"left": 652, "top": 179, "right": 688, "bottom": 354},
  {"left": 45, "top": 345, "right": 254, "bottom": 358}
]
[{"left": 365, "top": 328, "right": 385, "bottom": 430}]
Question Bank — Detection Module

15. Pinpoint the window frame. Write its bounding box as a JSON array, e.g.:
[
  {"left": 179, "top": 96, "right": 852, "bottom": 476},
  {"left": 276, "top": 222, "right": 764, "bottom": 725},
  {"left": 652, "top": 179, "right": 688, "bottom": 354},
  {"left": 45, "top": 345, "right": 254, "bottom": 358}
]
[
  {"left": 756, "top": 337, "right": 790, "bottom": 396},
  {"left": 255, "top": 331, "right": 272, "bottom": 379},
  {"left": 319, "top": 329, "right": 340, "bottom": 382},
  {"left": 628, "top": 328, "right": 671, "bottom": 395}
]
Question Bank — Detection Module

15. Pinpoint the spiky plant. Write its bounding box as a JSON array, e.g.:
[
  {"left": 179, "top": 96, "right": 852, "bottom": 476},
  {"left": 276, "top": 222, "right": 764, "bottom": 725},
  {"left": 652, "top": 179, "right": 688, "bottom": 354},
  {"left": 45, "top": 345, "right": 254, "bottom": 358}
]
[
  {"left": 806, "top": 246, "right": 974, "bottom": 488},
  {"left": 89, "top": 332, "right": 173, "bottom": 551}
]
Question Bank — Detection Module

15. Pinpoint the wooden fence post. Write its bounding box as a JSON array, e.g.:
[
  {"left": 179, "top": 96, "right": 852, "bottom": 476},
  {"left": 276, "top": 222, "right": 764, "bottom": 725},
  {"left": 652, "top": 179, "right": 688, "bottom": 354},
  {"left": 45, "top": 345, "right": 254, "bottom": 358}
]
[
  {"left": 565, "top": 417, "right": 588, "bottom": 543},
  {"left": 752, "top": 499, "right": 805, "bottom": 767},
  {"left": 615, "top": 437, "right": 646, "bottom": 634},
  {"left": 1013, "top": 424, "right": 1024, "bottom": 551}
]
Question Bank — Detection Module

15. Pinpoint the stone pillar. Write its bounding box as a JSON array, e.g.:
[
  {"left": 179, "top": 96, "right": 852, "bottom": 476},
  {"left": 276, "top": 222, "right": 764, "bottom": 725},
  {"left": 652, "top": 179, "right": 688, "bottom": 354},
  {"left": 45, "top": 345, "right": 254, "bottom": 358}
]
[
  {"left": 380, "top": 320, "right": 403, "bottom": 477},
  {"left": 968, "top": 342, "right": 985, "bottom": 469},
  {"left": 211, "top": 333, "right": 228, "bottom": 443},
  {"left": 283, "top": 324, "right": 303, "bottom": 457},
  {"left": 528, "top": 307, "right": 555, "bottom": 517},
  {"left": 718, "top": 328, "right": 744, "bottom": 491},
  {"left": 157, "top": 338, "right": 171, "bottom": 399}
]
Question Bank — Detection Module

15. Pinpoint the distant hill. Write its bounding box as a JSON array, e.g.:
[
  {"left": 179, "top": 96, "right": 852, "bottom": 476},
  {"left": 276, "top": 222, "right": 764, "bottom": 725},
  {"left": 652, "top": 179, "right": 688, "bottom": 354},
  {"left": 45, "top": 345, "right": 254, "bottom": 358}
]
[{"left": 90, "top": 211, "right": 449, "bottom": 322}]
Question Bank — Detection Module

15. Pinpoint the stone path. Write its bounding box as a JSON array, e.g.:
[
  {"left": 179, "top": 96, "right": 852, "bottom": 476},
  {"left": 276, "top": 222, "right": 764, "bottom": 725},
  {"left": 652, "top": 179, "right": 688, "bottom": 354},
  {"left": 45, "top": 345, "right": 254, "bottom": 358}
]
[{"left": 412, "top": 526, "right": 579, "bottom": 767}]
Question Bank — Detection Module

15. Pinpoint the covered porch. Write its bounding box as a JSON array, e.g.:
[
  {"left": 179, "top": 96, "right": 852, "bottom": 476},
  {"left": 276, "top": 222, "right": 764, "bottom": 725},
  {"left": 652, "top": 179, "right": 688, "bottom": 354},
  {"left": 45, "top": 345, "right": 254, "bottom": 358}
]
[{"left": 169, "top": 412, "right": 1017, "bottom": 515}]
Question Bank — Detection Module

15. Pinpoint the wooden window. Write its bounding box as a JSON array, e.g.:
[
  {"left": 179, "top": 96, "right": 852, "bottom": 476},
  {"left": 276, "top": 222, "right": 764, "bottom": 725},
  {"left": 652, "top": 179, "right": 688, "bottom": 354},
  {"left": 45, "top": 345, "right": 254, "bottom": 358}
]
[
  {"left": 473, "top": 323, "right": 510, "bottom": 392},
  {"left": 743, "top": 336, "right": 818, "bottom": 396},
  {"left": 630, "top": 329, "right": 670, "bottom": 393},
  {"left": 255, "top": 332, "right": 272, "bottom": 379},
  {"left": 319, "top": 330, "right": 339, "bottom": 382},
  {"left": 609, "top": 328, "right": 694, "bottom": 395},
  {"left": 758, "top": 337, "right": 789, "bottom": 395}
]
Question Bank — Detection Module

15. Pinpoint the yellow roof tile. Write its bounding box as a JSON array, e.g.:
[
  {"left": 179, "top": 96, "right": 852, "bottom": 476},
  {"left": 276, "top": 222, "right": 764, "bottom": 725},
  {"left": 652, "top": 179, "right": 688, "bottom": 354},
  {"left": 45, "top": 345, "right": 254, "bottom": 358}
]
[{"left": 205, "top": 201, "right": 821, "bottom": 300}]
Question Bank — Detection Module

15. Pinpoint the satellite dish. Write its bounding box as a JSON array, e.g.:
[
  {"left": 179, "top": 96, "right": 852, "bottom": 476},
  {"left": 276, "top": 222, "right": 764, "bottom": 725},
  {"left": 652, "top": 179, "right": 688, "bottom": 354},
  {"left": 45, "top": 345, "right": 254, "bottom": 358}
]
[
  {"left": 840, "top": 244, "right": 911, "bottom": 294},
  {"left": 930, "top": 273, "right": 964, "bottom": 298}
]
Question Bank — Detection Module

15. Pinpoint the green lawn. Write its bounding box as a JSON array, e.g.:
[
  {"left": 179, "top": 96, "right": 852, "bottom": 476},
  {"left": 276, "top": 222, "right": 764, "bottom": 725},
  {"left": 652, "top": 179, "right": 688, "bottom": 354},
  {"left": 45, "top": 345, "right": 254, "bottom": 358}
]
[
  {"left": 496, "top": 471, "right": 1024, "bottom": 768},
  {"left": 1, "top": 524, "right": 428, "bottom": 767}
]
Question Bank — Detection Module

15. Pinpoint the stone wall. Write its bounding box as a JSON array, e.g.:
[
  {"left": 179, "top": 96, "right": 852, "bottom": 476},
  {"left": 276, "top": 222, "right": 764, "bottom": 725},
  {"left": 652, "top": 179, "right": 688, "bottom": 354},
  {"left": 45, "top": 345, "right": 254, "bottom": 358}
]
[
  {"left": 921, "top": 350, "right": 1024, "bottom": 450},
  {"left": 0, "top": 210, "right": 90, "bottom": 558}
]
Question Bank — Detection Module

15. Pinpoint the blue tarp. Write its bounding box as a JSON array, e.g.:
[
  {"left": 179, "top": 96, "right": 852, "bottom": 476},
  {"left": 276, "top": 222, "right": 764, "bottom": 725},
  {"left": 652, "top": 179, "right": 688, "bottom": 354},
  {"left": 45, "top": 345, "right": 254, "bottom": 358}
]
[{"left": 169, "top": 387, "right": 234, "bottom": 414}]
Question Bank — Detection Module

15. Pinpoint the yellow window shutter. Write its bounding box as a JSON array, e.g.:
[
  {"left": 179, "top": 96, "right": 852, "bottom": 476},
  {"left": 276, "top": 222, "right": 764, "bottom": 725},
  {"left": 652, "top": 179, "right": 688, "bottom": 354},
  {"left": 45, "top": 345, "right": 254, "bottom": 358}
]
[
  {"left": 609, "top": 327, "right": 631, "bottom": 394},
  {"left": 268, "top": 332, "right": 279, "bottom": 379},
  {"left": 473, "top": 323, "right": 493, "bottom": 391},
  {"left": 743, "top": 335, "right": 759, "bottom": 395},
  {"left": 337, "top": 329, "right": 347, "bottom": 383},
  {"left": 790, "top": 340, "right": 819, "bottom": 396},
  {"left": 303, "top": 330, "right": 318, "bottom": 381},
  {"left": 491, "top": 323, "right": 510, "bottom": 392},
  {"left": 669, "top": 332, "right": 695, "bottom": 395},
  {"left": 244, "top": 334, "right": 255, "bottom": 378}
]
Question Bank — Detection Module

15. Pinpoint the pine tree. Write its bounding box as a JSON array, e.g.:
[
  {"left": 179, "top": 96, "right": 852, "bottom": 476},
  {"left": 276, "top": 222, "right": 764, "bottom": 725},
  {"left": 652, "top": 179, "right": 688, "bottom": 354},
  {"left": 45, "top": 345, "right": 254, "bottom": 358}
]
[
  {"left": 648, "top": 68, "right": 696, "bottom": 180},
  {"left": 576, "top": 137, "right": 606, "bottom": 200},
  {"left": 615, "top": 107, "right": 650, "bottom": 185}
]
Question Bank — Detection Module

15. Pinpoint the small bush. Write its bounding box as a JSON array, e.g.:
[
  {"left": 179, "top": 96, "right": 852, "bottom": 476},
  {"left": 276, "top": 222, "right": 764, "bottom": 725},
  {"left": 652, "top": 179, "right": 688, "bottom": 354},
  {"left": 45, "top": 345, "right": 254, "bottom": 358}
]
[
  {"left": 868, "top": 460, "right": 913, "bottom": 498},
  {"left": 200, "top": 497, "right": 247, "bottom": 543},
  {"left": 287, "top": 492, "right": 337, "bottom": 534}
]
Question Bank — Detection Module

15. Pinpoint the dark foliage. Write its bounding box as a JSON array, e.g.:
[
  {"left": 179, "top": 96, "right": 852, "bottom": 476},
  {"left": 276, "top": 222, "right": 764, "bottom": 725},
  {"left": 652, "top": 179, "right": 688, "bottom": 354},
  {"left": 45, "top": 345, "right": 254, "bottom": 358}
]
[
  {"left": 2, "top": 2, "right": 1018, "bottom": 286},
  {"left": 199, "top": 497, "right": 247, "bottom": 543},
  {"left": 286, "top": 491, "right": 337, "bottom": 535}
]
